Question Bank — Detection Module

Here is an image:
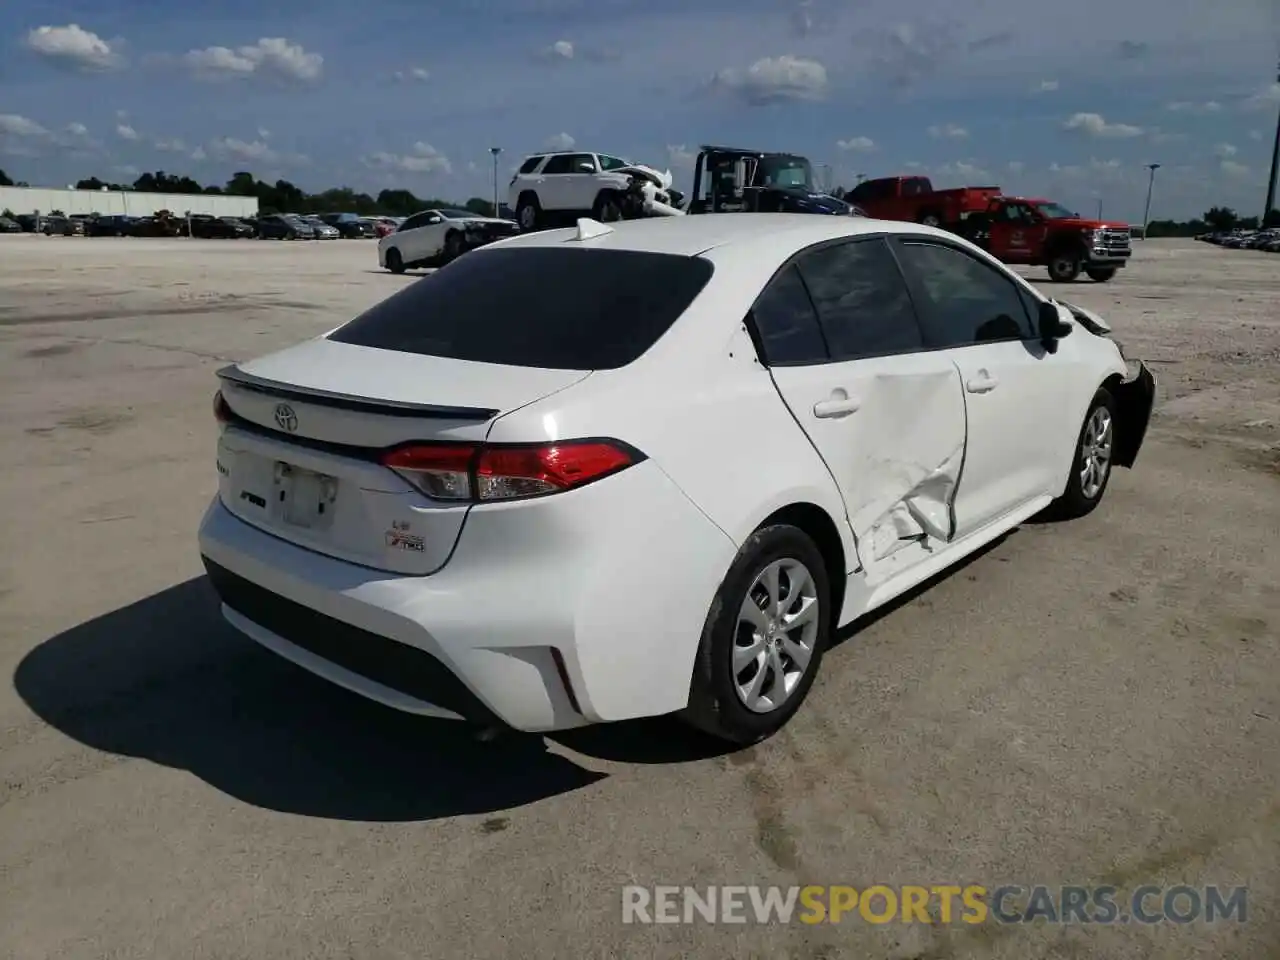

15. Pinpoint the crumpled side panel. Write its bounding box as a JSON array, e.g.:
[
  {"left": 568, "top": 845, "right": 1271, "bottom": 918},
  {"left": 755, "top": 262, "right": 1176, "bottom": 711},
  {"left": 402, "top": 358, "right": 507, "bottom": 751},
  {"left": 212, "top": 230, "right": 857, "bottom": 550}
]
[{"left": 841, "top": 370, "right": 966, "bottom": 570}]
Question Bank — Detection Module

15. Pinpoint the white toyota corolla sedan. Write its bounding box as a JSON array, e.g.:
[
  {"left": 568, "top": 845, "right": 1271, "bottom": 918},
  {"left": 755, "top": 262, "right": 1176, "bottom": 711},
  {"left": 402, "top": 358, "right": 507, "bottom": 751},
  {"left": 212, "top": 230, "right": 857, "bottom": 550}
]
[{"left": 198, "top": 213, "right": 1155, "bottom": 744}]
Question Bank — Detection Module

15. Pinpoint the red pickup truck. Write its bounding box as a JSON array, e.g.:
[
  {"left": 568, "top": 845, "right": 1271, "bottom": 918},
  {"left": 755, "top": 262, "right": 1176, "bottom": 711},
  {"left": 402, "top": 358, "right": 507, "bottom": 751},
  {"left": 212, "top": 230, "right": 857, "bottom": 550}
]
[
  {"left": 845, "top": 175, "right": 999, "bottom": 227},
  {"left": 846, "top": 176, "right": 1132, "bottom": 282},
  {"left": 960, "top": 196, "right": 1132, "bottom": 282}
]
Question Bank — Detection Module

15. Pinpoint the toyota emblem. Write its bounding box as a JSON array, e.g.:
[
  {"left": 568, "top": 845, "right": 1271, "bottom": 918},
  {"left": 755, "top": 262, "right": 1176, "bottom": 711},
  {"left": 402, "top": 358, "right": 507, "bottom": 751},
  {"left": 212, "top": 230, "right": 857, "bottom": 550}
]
[{"left": 274, "top": 402, "right": 298, "bottom": 433}]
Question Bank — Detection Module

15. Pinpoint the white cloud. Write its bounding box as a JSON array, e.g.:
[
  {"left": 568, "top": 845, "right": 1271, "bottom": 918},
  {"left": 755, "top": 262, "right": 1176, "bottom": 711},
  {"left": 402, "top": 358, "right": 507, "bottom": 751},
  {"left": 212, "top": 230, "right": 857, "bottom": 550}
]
[
  {"left": 934, "top": 160, "right": 992, "bottom": 182},
  {"left": 393, "top": 66, "right": 430, "bottom": 82},
  {"left": 543, "top": 132, "right": 576, "bottom": 151},
  {"left": 0, "top": 114, "right": 49, "bottom": 139},
  {"left": 1062, "top": 112, "right": 1143, "bottom": 138},
  {"left": 153, "top": 138, "right": 187, "bottom": 153},
  {"left": 363, "top": 142, "right": 452, "bottom": 175},
  {"left": 116, "top": 124, "right": 139, "bottom": 141},
  {"left": 1248, "top": 130, "right": 1263, "bottom": 141},
  {"left": 0, "top": 113, "right": 100, "bottom": 158},
  {"left": 1220, "top": 160, "right": 1250, "bottom": 178},
  {"left": 116, "top": 109, "right": 129, "bottom": 121},
  {"left": 23, "top": 24, "right": 123, "bottom": 71},
  {"left": 1213, "top": 143, "right": 1237, "bottom": 159},
  {"left": 1032, "top": 79, "right": 1059, "bottom": 93},
  {"left": 190, "top": 147, "right": 207, "bottom": 161},
  {"left": 1007, "top": 160, "right": 1025, "bottom": 174},
  {"left": 928, "top": 123, "right": 969, "bottom": 140},
  {"left": 1165, "top": 100, "right": 1222, "bottom": 115},
  {"left": 541, "top": 40, "right": 574, "bottom": 60},
  {"left": 1243, "top": 82, "right": 1280, "bottom": 111},
  {"left": 836, "top": 136, "right": 876, "bottom": 152},
  {"left": 183, "top": 37, "right": 323, "bottom": 83},
  {"left": 257, "top": 128, "right": 271, "bottom": 140},
  {"left": 712, "top": 55, "right": 828, "bottom": 105},
  {"left": 114, "top": 164, "right": 140, "bottom": 177},
  {"left": 205, "top": 136, "right": 306, "bottom": 167},
  {"left": 666, "top": 144, "right": 696, "bottom": 168}
]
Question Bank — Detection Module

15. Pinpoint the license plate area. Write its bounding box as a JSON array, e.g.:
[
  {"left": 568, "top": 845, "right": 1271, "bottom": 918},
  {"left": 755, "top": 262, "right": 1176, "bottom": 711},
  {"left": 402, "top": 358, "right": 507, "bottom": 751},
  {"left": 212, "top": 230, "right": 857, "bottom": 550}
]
[{"left": 272, "top": 461, "right": 338, "bottom": 531}]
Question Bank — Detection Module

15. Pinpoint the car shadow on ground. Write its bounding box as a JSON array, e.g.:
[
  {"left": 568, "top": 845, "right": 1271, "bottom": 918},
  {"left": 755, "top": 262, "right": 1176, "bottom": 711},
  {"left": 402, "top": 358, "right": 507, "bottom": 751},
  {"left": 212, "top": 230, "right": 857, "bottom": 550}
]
[
  {"left": 13, "top": 529, "right": 1018, "bottom": 821},
  {"left": 13, "top": 576, "right": 621, "bottom": 822}
]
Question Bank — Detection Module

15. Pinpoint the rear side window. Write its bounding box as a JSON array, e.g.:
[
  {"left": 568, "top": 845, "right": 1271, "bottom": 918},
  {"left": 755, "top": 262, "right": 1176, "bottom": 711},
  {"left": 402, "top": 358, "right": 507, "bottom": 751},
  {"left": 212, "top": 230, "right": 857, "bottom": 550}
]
[
  {"left": 793, "top": 238, "right": 924, "bottom": 360},
  {"left": 542, "top": 155, "right": 575, "bottom": 174},
  {"left": 519, "top": 155, "right": 545, "bottom": 174},
  {"left": 750, "top": 265, "right": 828, "bottom": 365},
  {"left": 328, "top": 248, "right": 715, "bottom": 370}
]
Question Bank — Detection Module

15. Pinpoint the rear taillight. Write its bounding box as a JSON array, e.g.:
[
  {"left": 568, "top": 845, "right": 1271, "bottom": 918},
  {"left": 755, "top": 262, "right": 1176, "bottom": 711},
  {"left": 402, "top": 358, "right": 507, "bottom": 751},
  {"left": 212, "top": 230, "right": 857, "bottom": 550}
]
[
  {"left": 213, "top": 389, "right": 232, "bottom": 425},
  {"left": 380, "top": 439, "right": 642, "bottom": 502}
]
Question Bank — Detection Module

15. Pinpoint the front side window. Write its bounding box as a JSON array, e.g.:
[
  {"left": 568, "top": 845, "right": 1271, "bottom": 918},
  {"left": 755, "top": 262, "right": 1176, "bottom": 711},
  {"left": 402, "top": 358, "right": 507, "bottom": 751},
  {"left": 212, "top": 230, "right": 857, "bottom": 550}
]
[
  {"left": 793, "top": 238, "right": 924, "bottom": 360},
  {"left": 894, "top": 241, "right": 1034, "bottom": 345},
  {"left": 519, "top": 155, "right": 545, "bottom": 174}
]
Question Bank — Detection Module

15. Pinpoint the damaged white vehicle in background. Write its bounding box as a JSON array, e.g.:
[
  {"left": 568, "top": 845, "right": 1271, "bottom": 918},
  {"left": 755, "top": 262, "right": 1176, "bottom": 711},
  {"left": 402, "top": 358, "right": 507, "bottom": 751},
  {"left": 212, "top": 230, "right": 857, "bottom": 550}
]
[
  {"left": 508, "top": 150, "right": 685, "bottom": 231},
  {"left": 199, "top": 214, "right": 1155, "bottom": 746}
]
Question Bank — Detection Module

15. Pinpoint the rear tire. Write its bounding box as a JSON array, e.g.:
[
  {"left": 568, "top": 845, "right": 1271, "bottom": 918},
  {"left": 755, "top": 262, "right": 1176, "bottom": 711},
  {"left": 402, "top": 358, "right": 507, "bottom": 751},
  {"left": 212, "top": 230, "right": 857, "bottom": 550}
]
[
  {"left": 918, "top": 210, "right": 943, "bottom": 227},
  {"left": 385, "top": 248, "right": 405, "bottom": 274},
  {"left": 680, "top": 524, "right": 831, "bottom": 745},
  {"left": 1045, "top": 387, "right": 1117, "bottom": 520},
  {"left": 1086, "top": 267, "right": 1117, "bottom": 282}
]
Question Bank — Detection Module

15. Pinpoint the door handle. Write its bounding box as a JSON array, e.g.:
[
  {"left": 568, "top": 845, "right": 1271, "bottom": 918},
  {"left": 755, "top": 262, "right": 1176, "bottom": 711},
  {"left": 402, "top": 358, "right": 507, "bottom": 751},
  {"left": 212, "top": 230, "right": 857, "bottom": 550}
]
[
  {"left": 813, "top": 391, "right": 861, "bottom": 418},
  {"left": 965, "top": 372, "right": 999, "bottom": 394}
]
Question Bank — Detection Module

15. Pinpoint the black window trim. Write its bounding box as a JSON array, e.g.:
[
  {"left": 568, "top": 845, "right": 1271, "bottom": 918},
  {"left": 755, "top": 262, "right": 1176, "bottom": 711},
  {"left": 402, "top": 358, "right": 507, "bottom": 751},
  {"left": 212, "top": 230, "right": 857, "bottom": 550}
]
[
  {"left": 885, "top": 234, "right": 1041, "bottom": 351},
  {"left": 744, "top": 233, "right": 929, "bottom": 369}
]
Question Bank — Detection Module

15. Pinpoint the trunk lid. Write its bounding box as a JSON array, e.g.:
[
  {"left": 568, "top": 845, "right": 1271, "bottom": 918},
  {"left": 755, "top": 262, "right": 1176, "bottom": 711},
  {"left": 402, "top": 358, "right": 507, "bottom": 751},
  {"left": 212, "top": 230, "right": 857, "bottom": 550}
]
[{"left": 215, "top": 337, "right": 589, "bottom": 574}]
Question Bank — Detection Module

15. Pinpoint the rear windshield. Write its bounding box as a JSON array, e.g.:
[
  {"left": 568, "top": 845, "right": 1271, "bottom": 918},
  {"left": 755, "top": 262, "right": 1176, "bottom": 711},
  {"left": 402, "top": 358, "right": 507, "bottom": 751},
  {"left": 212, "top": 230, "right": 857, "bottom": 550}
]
[{"left": 328, "top": 247, "right": 714, "bottom": 370}]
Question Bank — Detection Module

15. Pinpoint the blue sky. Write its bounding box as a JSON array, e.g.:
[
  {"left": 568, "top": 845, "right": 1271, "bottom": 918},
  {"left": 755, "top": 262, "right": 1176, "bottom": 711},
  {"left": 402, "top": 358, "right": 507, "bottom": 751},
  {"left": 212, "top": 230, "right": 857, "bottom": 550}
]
[{"left": 2, "top": 0, "right": 1278, "bottom": 221}]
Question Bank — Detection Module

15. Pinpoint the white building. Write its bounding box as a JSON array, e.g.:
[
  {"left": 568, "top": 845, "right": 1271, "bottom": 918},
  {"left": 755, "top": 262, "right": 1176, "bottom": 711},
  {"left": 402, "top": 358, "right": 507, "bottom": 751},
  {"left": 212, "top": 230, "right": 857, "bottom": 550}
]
[{"left": 0, "top": 185, "right": 258, "bottom": 219}]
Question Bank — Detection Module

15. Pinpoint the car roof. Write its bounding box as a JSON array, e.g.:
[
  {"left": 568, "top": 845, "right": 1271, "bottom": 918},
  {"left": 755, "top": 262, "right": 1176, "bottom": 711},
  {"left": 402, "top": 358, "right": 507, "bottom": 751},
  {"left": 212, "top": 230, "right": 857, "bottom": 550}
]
[{"left": 480, "top": 213, "right": 953, "bottom": 257}]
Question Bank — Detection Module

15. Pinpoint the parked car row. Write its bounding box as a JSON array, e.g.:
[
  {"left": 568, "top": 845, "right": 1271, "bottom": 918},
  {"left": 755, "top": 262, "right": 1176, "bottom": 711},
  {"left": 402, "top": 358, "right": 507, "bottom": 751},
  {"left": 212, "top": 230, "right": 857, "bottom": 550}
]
[
  {"left": 1196, "top": 228, "right": 1280, "bottom": 251},
  {"left": 0, "top": 210, "right": 405, "bottom": 240}
]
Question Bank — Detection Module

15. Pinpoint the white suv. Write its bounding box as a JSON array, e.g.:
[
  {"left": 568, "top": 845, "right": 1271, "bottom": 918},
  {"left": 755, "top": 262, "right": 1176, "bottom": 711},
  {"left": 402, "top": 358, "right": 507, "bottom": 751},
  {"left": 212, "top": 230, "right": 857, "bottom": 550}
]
[{"left": 508, "top": 151, "right": 674, "bottom": 231}]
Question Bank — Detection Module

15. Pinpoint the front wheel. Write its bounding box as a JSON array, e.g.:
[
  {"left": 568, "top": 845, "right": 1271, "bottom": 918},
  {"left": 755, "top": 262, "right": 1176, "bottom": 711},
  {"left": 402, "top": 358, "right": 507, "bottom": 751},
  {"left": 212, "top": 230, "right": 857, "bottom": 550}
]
[
  {"left": 385, "top": 248, "right": 405, "bottom": 274},
  {"left": 680, "top": 524, "right": 831, "bottom": 745},
  {"left": 1086, "top": 267, "right": 1117, "bottom": 282},
  {"left": 1045, "top": 387, "right": 1117, "bottom": 520},
  {"left": 918, "top": 210, "right": 943, "bottom": 227},
  {"left": 1047, "top": 250, "right": 1083, "bottom": 282},
  {"left": 443, "top": 231, "right": 465, "bottom": 263}
]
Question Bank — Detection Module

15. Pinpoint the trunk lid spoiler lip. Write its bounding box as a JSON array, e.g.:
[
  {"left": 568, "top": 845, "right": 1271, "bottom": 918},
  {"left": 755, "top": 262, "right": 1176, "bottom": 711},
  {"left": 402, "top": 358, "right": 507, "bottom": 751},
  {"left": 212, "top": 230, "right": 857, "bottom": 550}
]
[{"left": 216, "top": 364, "right": 500, "bottom": 421}]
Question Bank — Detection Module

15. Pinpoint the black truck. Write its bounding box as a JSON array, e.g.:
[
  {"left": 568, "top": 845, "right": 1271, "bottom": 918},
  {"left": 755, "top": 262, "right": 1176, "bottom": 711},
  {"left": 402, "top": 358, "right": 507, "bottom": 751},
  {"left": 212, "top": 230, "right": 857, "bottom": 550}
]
[{"left": 686, "top": 145, "right": 862, "bottom": 217}]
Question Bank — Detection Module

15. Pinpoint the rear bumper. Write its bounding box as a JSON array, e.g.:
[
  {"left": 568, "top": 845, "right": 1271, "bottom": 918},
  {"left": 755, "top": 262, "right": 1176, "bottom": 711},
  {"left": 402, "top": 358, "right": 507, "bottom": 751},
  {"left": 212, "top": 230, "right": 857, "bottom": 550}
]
[
  {"left": 1112, "top": 360, "right": 1156, "bottom": 468},
  {"left": 196, "top": 461, "right": 737, "bottom": 732}
]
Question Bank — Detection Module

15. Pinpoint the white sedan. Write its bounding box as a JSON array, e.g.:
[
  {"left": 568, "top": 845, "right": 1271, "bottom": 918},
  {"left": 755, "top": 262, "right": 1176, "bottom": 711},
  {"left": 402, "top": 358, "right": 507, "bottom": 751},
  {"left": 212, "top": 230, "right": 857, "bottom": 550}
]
[
  {"left": 377, "top": 207, "right": 519, "bottom": 273},
  {"left": 199, "top": 214, "right": 1155, "bottom": 744}
]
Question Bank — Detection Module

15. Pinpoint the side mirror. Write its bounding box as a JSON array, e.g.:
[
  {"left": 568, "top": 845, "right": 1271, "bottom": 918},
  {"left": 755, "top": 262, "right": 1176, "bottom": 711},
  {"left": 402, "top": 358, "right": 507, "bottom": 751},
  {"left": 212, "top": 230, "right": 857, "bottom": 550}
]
[
  {"left": 1037, "top": 301, "right": 1072, "bottom": 347},
  {"left": 577, "top": 162, "right": 595, "bottom": 173},
  {"left": 733, "top": 159, "right": 747, "bottom": 192}
]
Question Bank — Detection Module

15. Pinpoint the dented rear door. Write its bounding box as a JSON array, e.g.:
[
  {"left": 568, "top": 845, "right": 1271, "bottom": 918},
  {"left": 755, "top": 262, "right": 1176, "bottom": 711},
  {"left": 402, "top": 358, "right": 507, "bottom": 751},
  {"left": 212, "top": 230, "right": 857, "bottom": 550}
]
[{"left": 757, "top": 236, "right": 968, "bottom": 583}]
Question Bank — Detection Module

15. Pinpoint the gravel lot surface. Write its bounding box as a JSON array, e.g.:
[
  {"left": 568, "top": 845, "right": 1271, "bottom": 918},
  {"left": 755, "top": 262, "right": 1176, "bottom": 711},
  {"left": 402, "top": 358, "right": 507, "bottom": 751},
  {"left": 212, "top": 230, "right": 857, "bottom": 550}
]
[{"left": 1, "top": 235, "right": 1276, "bottom": 960}]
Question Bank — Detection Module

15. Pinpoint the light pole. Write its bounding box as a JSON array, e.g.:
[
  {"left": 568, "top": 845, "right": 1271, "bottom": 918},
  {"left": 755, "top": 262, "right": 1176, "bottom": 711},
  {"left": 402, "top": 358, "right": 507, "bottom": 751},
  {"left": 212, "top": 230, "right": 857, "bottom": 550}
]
[
  {"left": 1141, "top": 163, "right": 1160, "bottom": 239},
  {"left": 1263, "top": 57, "right": 1280, "bottom": 224},
  {"left": 489, "top": 147, "right": 502, "bottom": 218}
]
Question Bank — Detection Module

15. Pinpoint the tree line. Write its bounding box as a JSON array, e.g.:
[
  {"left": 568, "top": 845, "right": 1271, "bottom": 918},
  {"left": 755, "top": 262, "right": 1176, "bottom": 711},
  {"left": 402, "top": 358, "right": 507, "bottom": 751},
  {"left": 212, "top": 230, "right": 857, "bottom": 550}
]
[
  {"left": 1143, "top": 205, "right": 1280, "bottom": 237},
  {"left": 0, "top": 167, "right": 499, "bottom": 218}
]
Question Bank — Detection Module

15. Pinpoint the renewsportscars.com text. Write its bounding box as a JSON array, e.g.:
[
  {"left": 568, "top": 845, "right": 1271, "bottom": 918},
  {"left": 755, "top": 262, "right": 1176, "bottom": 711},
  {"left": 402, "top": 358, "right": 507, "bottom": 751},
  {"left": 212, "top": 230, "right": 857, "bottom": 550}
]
[{"left": 621, "top": 884, "right": 1248, "bottom": 925}]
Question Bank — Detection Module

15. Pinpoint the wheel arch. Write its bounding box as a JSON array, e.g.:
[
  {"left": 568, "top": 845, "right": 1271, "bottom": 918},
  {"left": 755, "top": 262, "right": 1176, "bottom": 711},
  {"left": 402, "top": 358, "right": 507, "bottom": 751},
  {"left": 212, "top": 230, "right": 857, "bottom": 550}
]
[{"left": 754, "top": 501, "right": 848, "bottom": 623}]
